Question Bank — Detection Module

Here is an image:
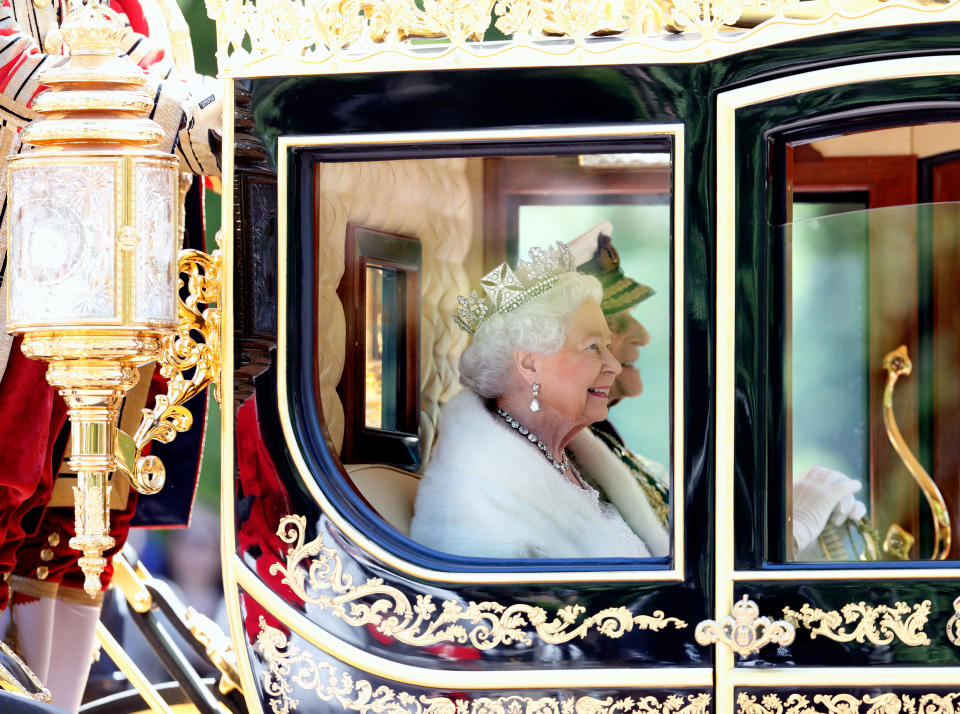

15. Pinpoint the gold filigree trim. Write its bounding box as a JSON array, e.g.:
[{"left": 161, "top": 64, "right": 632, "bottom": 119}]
[
  {"left": 257, "top": 616, "right": 711, "bottom": 714},
  {"left": 127, "top": 242, "right": 222, "bottom": 494},
  {"left": 737, "top": 692, "right": 960, "bottom": 714},
  {"left": 185, "top": 607, "right": 244, "bottom": 696},
  {"left": 694, "top": 595, "right": 794, "bottom": 657},
  {"left": 945, "top": 596, "right": 960, "bottom": 646},
  {"left": 270, "top": 515, "right": 686, "bottom": 649},
  {"left": 782, "top": 600, "right": 931, "bottom": 647},
  {"left": 205, "top": 0, "right": 960, "bottom": 71},
  {"left": 0, "top": 640, "right": 52, "bottom": 702}
]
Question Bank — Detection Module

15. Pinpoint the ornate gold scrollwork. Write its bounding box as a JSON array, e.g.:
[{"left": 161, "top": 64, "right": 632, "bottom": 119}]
[
  {"left": 737, "top": 692, "right": 960, "bottom": 714},
  {"left": 270, "top": 515, "right": 686, "bottom": 649},
  {"left": 204, "top": 0, "right": 960, "bottom": 69},
  {"left": 782, "top": 600, "right": 931, "bottom": 647},
  {"left": 0, "top": 641, "right": 52, "bottom": 703},
  {"left": 694, "top": 595, "right": 795, "bottom": 657},
  {"left": 256, "top": 616, "right": 711, "bottom": 714},
  {"left": 881, "top": 345, "right": 951, "bottom": 560},
  {"left": 945, "top": 596, "right": 960, "bottom": 646},
  {"left": 123, "top": 243, "right": 222, "bottom": 494},
  {"left": 185, "top": 607, "right": 244, "bottom": 696},
  {"left": 882, "top": 523, "right": 915, "bottom": 562},
  {"left": 207, "top": 0, "right": 684, "bottom": 58},
  {"left": 669, "top": 0, "right": 741, "bottom": 36}
]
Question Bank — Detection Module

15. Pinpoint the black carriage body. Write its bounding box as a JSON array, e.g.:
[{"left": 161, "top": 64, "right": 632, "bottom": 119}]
[{"left": 226, "top": 20, "right": 960, "bottom": 714}]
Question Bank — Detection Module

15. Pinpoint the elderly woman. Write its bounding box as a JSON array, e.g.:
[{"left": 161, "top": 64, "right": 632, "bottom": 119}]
[{"left": 410, "top": 243, "right": 669, "bottom": 559}]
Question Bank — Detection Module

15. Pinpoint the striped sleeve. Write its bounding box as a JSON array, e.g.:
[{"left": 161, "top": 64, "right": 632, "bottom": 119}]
[
  {"left": 0, "top": 0, "right": 67, "bottom": 130},
  {"left": 117, "top": 26, "right": 219, "bottom": 177}
]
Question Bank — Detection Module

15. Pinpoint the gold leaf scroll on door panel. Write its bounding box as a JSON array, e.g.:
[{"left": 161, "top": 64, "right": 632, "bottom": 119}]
[
  {"left": 782, "top": 600, "right": 931, "bottom": 647},
  {"left": 270, "top": 515, "right": 687, "bottom": 648},
  {"left": 256, "top": 617, "right": 712, "bottom": 714},
  {"left": 737, "top": 692, "right": 960, "bottom": 714}
]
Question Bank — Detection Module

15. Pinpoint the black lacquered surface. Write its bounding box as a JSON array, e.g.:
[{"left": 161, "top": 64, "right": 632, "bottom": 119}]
[
  {"left": 742, "top": 583, "right": 960, "bottom": 668},
  {"left": 736, "top": 686, "right": 960, "bottom": 712},
  {"left": 239, "top": 574, "right": 714, "bottom": 714},
  {"left": 232, "top": 63, "right": 715, "bottom": 677}
]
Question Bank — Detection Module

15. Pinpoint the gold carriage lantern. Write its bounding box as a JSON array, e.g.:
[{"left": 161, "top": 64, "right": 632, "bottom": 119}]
[{"left": 5, "top": 0, "right": 179, "bottom": 595}]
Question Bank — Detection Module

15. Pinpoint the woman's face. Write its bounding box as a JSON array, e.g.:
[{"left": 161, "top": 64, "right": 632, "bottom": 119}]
[
  {"left": 607, "top": 310, "right": 650, "bottom": 405},
  {"left": 534, "top": 298, "right": 622, "bottom": 427}
]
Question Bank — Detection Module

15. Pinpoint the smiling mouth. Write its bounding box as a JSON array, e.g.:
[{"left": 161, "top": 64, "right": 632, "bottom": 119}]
[{"left": 587, "top": 387, "right": 611, "bottom": 398}]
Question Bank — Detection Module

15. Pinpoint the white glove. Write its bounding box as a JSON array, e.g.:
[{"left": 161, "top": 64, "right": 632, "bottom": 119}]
[
  {"left": 792, "top": 466, "right": 868, "bottom": 552},
  {"left": 177, "top": 74, "right": 222, "bottom": 177}
]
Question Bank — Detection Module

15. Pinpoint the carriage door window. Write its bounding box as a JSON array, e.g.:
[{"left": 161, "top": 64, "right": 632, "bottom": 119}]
[
  {"left": 337, "top": 225, "right": 421, "bottom": 469},
  {"left": 781, "top": 127, "right": 960, "bottom": 562}
]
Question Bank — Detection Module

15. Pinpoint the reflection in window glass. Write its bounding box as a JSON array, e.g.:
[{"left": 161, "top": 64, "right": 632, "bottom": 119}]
[
  {"left": 790, "top": 203, "right": 870, "bottom": 561},
  {"left": 787, "top": 202, "right": 960, "bottom": 563},
  {"left": 364, "top": 265, "right": 400, "bottom": 431},
  {"left": 792, "top": 208, "right": 869, "bottom": 502}
]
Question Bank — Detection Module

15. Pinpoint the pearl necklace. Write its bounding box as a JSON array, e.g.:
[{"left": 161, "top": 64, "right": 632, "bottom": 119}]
[{"left": 495, "top": 407, "right": 569, "bottom": 475}]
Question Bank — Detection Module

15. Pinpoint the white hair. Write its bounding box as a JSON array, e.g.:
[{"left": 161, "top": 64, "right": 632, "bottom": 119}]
[{"left": 459, "top": 272, "right": 602, "bottom": 398}]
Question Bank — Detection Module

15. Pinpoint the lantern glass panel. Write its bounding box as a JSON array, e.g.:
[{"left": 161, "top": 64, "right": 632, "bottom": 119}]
[
  {"left": 135, "top": 163, "right": 177, "bottom": 324},
  {"left": 8, "top": 163, "right": 117, "bottom": 325}
]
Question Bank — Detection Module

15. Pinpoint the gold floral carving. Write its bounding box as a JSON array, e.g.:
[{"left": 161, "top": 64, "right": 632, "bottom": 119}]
[
  {"left": 737, "top": 692, "right": 960, "bottom": 714},
  {"left": 270, "top": 515, "right": 686, "bottom": 649},
  {"left": 311, "top": 0, "right": 366, "bottom": 51},
  {"left": 694, "top": 595, "right": 795, "bottom": 657},
  {"left": 669, "top": 0, "right": 741, "bottom": 36},
  {"left": 945, "top": 596, "right": 960, "bottom": 646},
  {"left": 127, "top": 243, "right": 221, "bottom": 495},
  {"left": 256, "top": 616, "right": 710, "bottom": 714},
  {"left": 362, "top": 0, "right": 493, "bottom": 45},
  {"left": 493, "top": 0, "right": 546, "bottom": 38},
  {"left": 781, "top": 600, "right": 931, "bottom": 647},
  {"left": 204, "top": 0, "right": 960, "bottom": 70},
  {"left": 207, "top": 0, "right": 662, "bottom": 57}
]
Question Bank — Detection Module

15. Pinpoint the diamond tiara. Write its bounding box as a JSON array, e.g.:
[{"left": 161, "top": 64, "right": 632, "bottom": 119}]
[{"left": 453, "top": 242, "right": 576, "bottom": 336}]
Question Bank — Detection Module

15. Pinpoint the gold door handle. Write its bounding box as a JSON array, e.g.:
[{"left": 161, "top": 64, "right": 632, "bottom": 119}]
[
  {"left": 695, "top": 595, "right": 795, "bottom": 657},
  {"left": 881, "top": 346, "right": 951, "bottom": 560}
]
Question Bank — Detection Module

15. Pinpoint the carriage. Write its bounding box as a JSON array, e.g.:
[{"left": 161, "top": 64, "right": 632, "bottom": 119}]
[{"left": 8, "top": 0, "right": 960, "bottom": 711}]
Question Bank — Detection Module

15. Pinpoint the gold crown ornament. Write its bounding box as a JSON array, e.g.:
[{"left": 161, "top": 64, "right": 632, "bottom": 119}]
[{"left": 453, "top": 242, "right": 575, "bottom": 335}]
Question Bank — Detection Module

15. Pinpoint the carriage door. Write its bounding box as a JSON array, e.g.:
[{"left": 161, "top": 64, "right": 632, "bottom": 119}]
[{"left": 711, "top": 59, "right": 960, "bottom": 714}]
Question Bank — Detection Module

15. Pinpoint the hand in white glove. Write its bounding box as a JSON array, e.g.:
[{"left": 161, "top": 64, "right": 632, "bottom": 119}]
[
  {"left": 178, "top": 74, "right": 222, "bottom": 177},
  {"left": 792, "top": 466, "right": 868, "bottom": 552}
]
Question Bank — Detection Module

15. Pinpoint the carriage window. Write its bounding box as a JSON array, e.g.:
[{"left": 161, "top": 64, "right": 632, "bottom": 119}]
[
  {"left": 364, "top": 264, "right": 402, "bottom": 430},
  {"left": 779, "top": 125, "right": 960, "bottom": 563},
  {"left": 319, "top": 144, "right": 679, "bottom": 561},
  {"left": 337, "top": 224, "right": 421, "bottom": 469}
]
